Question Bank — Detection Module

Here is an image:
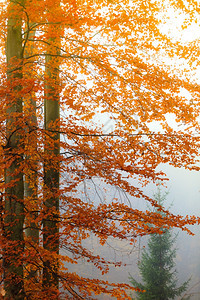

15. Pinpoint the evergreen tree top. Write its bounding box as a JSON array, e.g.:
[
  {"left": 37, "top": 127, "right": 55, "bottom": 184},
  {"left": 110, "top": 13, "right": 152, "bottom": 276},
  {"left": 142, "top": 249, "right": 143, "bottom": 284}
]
[{"left": 129, "top": 187, "right": 190, "bottom": 300}]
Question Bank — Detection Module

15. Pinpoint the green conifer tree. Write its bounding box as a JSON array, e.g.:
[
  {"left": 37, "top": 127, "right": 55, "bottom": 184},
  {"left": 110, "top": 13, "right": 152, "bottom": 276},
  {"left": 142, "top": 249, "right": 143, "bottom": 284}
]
[{"left": 129, "top": 187, "right": 190, "bottom": 300}]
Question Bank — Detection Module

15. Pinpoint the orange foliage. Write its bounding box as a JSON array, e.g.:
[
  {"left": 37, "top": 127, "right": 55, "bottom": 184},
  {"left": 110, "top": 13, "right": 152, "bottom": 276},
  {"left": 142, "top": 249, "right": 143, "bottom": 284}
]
[{"left": 0, "top": 0, "right": 200, "bottom": 299}]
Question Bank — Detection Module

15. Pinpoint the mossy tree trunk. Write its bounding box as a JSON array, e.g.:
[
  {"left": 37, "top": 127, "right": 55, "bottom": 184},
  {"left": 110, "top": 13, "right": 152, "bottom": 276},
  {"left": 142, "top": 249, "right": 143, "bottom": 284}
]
[
  {"left": 43, "top": 24, "right": 60, "bottom": 293},
  {"left": 4, "top": 1, "right": 25, "bottom": 299}
]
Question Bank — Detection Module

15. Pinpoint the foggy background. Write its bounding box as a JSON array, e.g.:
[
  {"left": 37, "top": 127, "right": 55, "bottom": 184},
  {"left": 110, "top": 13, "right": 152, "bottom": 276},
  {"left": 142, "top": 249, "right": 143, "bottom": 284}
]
[{"left": 65, "top": 163, "right": 200, "bottom": 299}]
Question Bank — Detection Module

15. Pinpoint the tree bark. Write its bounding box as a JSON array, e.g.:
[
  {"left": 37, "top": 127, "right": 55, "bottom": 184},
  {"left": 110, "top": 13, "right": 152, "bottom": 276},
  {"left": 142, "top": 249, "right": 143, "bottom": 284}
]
[
  {"left": 43, "top": 26, "right": 60, "bottom": 292},
  {"left": 4, "top": 1, "right": 25, "bottom": 299},
  {"left": 24, "top": 24, "right": 39, "bottom": 283}
]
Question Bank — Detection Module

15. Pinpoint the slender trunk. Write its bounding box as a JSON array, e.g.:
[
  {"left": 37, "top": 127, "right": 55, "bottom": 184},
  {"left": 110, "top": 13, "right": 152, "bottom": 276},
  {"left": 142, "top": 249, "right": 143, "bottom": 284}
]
[
  {"left": 4, "top": 1, "right": 25, "bottom": 299},
  {"left": 24, "top": 24, "right": 39, "bottom": 283},
  {"left": 43, "top": 26, "right": 60, "bottom": 292}
]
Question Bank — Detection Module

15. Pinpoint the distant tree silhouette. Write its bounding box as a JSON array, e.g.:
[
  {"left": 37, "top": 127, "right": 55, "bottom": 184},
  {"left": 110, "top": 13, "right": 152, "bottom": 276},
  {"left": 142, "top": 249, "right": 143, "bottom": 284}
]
[{"left": 129, "top": 187, "right": 190, "bottom": 300}]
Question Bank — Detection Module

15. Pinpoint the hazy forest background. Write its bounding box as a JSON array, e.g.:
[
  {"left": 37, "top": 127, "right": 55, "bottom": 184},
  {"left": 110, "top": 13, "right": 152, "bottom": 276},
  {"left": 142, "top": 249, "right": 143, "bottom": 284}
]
[{"left": 67, "top": 163, "right": 200, "bottom": 300}]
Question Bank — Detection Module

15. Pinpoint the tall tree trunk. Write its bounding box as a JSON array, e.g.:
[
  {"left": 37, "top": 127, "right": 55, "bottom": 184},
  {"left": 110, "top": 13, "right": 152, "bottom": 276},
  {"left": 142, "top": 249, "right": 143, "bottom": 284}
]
[
  {"left": 4, "top": 1, "right": 25, "bottom": 299},
  {"left": 24, "top": 24, "right": 39, "bottom": 284},
  {"left": 43, "top": 24, "right": 60, "bottom": 293}
]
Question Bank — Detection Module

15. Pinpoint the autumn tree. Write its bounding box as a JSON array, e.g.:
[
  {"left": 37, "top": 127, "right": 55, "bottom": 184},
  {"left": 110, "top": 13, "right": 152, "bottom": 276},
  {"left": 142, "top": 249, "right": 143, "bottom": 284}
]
[
  {"left": 0, "top": 0, "right": 200, "bottom": 299},
  {"left": 4, "top": 0, "right": 25, "bottom": 298},
  {"left": 129, "top": 188, "right": 190, "bottom": 300},
  {"left": 43, "top": 0, "right": 61, "bottom": 292},
  {"left": 24, "top": 20, "right": 39, "bottom": 289}
]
